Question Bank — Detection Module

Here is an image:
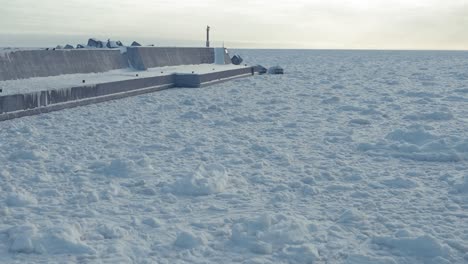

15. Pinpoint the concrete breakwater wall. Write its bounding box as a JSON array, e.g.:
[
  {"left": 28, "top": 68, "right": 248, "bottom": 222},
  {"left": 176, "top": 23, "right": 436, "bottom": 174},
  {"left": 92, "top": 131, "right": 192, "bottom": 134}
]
[
  {"left": 127, "top": 47, "right": 215, "bottom": 70},
  {"left": 0, "top": 49, "right": 127, "bottom": 81},
  {"left": 0, "top": 67, "right": 254, "bottom": 121},
  {"left": 0, "top": 47, "right": 219, "bottom": 81}
]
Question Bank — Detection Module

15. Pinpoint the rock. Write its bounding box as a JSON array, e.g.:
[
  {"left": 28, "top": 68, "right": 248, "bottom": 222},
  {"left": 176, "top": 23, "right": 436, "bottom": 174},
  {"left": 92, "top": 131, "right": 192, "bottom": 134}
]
[
  {"left": 231, "top": 54, "right": 243, "bottom": 65},
  {"left": 268, "top": 66, "right": 284, "bottom": 74},
  {"left": 254, "top": 65, "right": 267, "bottom": 74},
  {"left": 87, "top": 38, "right": 105, "bottom": 48},
  {"left": 106, "top": 40, "right": 124, "bottom": 48}
]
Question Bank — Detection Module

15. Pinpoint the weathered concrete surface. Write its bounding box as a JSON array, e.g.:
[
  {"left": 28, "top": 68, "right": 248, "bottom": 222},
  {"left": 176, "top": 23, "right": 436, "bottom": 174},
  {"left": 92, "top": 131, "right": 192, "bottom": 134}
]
[
  {"left": 214, "top": 48, "right": 232, "bottom": 65},
  {"left": 0, "top": 75, "right": 175, "bottom": 114},
  {"left": 127, "top": 47, "right": 215, "bottom": 70},
  {"left": 0, "top": 49, "right": 127, "bottom": 81},
  {"left": 0, "top": 84, "right": 174, "bottom": 121},
  {"left": 224, "top": 49, "right": 232, "bottom": 64},
  {"left": 0, "top": 67, "right": 254, "bottom": 121},
  {"left": 175, "top": 67, "right": 254, "bottom": 88},
  {"left": 0, "top": 47, "right": 228, "bottom": 81},
  {"left": 199, "top": 67, "right": 254, "bottom": 84}
]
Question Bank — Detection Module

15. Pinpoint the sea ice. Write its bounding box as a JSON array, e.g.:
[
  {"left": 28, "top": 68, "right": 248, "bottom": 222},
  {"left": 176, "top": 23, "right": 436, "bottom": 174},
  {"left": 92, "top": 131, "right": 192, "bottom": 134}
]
[
  {"left": 1, "top": 49, "right": 467, "bottom": 263},
  {"left": 172, "top": 164, "right": 229, "bottom": 196}
]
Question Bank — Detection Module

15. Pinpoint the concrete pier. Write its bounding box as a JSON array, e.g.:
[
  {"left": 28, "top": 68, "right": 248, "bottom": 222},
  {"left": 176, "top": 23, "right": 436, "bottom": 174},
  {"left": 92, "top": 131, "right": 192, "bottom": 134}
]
[
  {"left": 0, "top": 49, "right": 127, "bottom": 81},
  {"left": 0, "top": 46, "right": 255, "bottom": 121},
  {"left": 126, "top": 47, "right": 215, "bottom": 70},
  {"left": 0, "top": 67, "right": 254, "bottom": 121}
]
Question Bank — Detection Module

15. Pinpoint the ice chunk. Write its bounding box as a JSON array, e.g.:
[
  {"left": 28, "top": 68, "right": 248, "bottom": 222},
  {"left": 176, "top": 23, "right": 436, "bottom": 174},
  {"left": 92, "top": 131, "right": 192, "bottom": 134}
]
[
  {"left": 6, "top": 191, "right": 38, "bottom": 207},
  {"left": 453, "top": 175, "right": 468, "bottom": 194},
  {"left": 345, "top": 254, "right": 397, "bottom": 264},
  {"left": 230, "top": 214, "right": 311, "bottom": 255},
  {"left": 280, "top": 244, "right": 319, "bottom": 263},
  {"left": 172, "top": 164, "right": 228, "bottom": 196},
  {"left": 97, "top": 224, "right": 127, "bottom": 239},
  {"left": 174, "top": 230, "right": 206, "bottom": 249},
  {"left": 373, "top": 235, "right": 449, "bottom": 258},
  {"left": 8, "top": 224, "right": 95, "bottom": 255}
]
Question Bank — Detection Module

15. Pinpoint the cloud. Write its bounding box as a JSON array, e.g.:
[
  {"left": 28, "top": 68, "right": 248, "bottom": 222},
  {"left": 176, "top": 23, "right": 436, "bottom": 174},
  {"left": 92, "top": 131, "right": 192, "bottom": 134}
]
[{"left": 0, "top": 0, "right": 466, "bottom": 49}]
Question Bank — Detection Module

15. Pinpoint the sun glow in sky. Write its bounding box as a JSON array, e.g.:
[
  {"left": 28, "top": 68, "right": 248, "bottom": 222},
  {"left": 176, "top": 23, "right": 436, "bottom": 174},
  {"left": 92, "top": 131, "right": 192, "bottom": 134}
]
[{"left": 1, "top": 0, "right": 467, "bottom": 49}]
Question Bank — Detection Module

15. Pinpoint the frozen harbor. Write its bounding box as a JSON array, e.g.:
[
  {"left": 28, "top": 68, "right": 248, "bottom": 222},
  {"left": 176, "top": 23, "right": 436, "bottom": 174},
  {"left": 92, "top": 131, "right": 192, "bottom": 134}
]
[{"left": 0, "top": 49, "right": 467, "bottom": 263}]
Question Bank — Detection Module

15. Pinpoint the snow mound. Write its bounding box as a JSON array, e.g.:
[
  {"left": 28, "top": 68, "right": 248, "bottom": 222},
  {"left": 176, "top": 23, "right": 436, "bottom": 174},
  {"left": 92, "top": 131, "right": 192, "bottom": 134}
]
[
  {"left": 381, "top": 177, "right": 419, "bottom": 189},
  {"left": 9, "top": 149, "right": 49, "bottom": 161},
  {"left": 230, "top": 214, "right": 312, "bottom": 257},
  {"left": 452, "top": 175, "right": 468, "bottom": 194},
  {"left": 336, "top": 208, "right": 367, "bottom": 226},
  {"left": 358, "top": 125, "right": 466, "bottom": 162},
  {"left": 6, "top": 190, "right": 38, "bottom": 207},
  {"left": 403, "top": 111, "right": 454, "bottom": 121},
  {"left": 174, "top": 230, "right": 207, "bottom": 249},
  {"left": 349, "top": 118, "right": 371, "bottom": 125},
  {"left": 142, "top": 217, "right": 161, "bottom": 228},
  {"left": 280, "top": 244, "right": 319, "bottom": 263},
  {"left": 172, "top": 164, "right": 228, "bottom": 196},
  {"left": 372, "top": 234, "right": 449, "bottom": 258},
  {"left": 96, "top": 224, "right": 127, "bottom": 239},
  {"left": 94, "top": 158, "right": 138, "bottom": 177},
  {"left": 8, "top": 224, "right": 95, "bottom": 255},
  {"left": 385, "top": 125, "right": 435, "bottom": 145},
  {"left": 345, "top": 254, "right": 397, "bottom": 264},
  {"left": 0, "top": 169, "right": 10, "bottom": 180},
  {"left": 180, "top": 111, "right": 205, "bottom": 120}
]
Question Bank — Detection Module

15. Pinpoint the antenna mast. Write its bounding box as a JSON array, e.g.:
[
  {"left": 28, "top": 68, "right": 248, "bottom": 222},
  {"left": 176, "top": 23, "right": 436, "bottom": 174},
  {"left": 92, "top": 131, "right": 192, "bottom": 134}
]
[{"left": 206, "top": 25, "right": 210, "bottom": 47}]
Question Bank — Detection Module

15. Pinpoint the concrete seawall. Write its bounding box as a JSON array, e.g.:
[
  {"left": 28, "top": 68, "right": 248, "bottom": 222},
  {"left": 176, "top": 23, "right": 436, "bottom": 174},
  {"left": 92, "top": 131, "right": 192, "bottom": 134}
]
[
  {"left": 0, "top": 46, "right": 246, "bottom": 121},
  {"left": 0, "top": 49, "right": 127, "bottom": 81},
  {"left": 0, "top": 47, "right": 221, "bottom": 81},
  {"left": 0, "top": 67, "right": 254, "bottom": 121},
  {"left": 126, "top": 47, "right": 215, "bottom": 70}
]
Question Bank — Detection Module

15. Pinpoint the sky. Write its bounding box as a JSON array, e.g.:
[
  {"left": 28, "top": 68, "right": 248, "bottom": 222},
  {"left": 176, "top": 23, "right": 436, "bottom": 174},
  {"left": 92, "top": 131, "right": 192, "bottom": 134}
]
[{"left": 0, "top": 0, "right": 467, "bottom": 50}]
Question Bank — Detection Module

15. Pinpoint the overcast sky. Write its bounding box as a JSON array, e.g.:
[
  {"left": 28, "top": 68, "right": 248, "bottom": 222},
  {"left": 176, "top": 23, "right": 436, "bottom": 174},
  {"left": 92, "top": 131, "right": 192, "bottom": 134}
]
[{"left": 1, "top": 0, "right": 467, "bottom": 49}]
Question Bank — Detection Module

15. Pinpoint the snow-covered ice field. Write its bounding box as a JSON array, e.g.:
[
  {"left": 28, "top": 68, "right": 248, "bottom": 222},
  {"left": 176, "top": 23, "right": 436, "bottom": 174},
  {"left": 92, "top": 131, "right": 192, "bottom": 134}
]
[{"left": 1, "top": 49, "right": 468, "bottom": 263}]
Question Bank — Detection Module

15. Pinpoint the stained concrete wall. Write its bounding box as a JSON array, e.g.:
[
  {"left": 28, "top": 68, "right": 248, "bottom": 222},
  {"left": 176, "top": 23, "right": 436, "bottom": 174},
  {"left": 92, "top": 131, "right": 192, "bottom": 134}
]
[
  {"left": 176, "top": 68, "right": 254, "bottom": 88},
  {"left": 0, "top": 47, "right": 226, "bottom": 81},
  {"left": 0, "top": 49, "right": 126, "bottom": 81},
  {"left": 199, "top": 67, "right": 254, "bottom": 84},
  {"left": 214, "top": 48, "right": 232, "bottom": 65},
  {"left": 0, "top": 67, "right": 254, "bottom": 121},
  {"left": 0, "top": 75, "right": 175, "bottom": 114},
  {"left": 127, "top": 47, "right": 215, "bottom": 70},
  {"left": 224, "top": 49, "right": 232, "bottom": 64}
]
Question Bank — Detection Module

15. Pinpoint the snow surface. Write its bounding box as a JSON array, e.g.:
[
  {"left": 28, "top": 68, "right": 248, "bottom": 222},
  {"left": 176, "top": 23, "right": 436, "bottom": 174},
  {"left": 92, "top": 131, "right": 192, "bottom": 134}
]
[
  {"left": 0, "top": 63, "right": 246, "bottom": 96},
  {"left": 1, "top": 49, "right": 468, "bottom": 263}
]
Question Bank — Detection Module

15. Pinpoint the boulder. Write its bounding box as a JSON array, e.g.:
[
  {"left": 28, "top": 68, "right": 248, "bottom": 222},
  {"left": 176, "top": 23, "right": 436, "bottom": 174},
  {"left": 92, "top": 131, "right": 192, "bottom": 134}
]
[
  {"left": 231, "top": 54, "right": 243, "bottom": 65},
  {"left": 268, "top": 66, "right": 284, "bottom": 74},
  {"left": 87, "top": 38, "right": 105, "bottom": 48},
  {"left": 254, "top": 65, "right": 267, "bottom": 74},
  {"left": 106, "top": 40, "right": 123, "bottom": 48}
]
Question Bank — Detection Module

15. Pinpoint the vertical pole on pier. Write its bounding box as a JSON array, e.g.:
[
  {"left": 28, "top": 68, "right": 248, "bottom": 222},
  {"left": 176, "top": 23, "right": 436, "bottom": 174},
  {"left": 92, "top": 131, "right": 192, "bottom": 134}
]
[{"left": 206, "top": 25, "right": 210, "bottom": 47}]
